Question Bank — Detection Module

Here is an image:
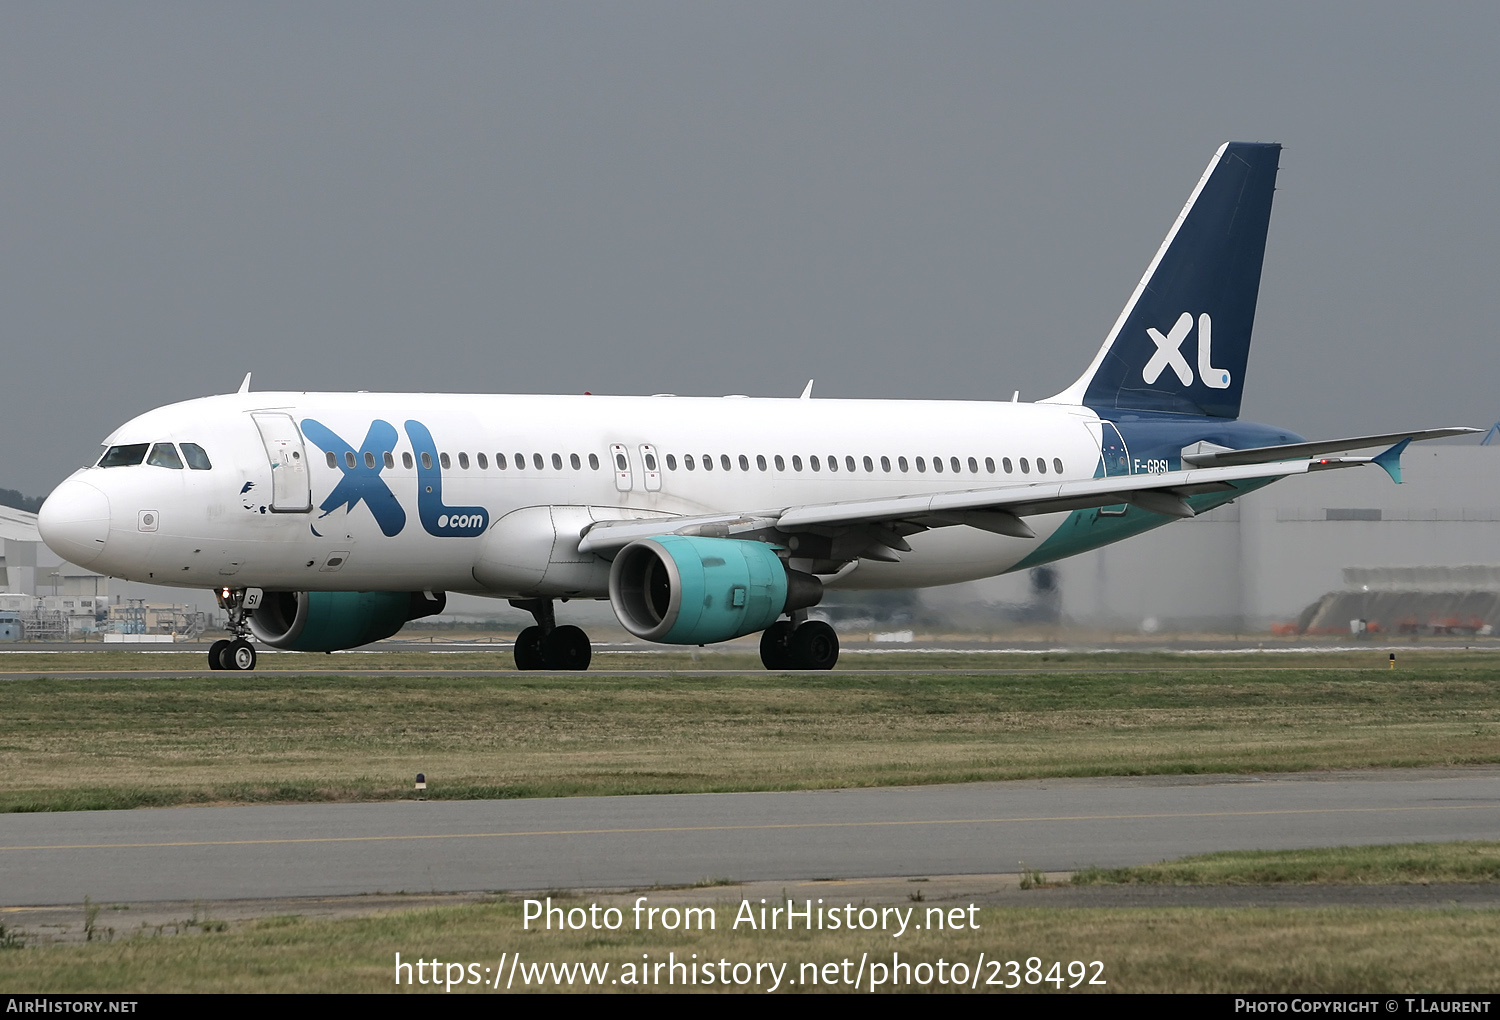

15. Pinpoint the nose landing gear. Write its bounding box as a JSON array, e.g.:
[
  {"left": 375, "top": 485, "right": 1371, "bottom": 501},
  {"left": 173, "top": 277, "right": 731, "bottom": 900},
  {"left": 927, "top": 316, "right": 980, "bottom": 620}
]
[
  {"left": 510, "top": 598, "right": 593, "bottom": 671},
  {"left": 210, "top": 587, "right": 260, "bottom": 671}
]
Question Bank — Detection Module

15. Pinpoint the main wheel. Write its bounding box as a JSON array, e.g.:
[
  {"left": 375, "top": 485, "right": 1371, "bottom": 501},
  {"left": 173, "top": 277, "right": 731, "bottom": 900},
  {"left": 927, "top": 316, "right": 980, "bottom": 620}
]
[
  {"left": 513, "top": 626, "right": 546, "bottom": 670},
  {"left": 759, "top": 621, "right": 794, "bottom": 670},
  {"left": 208, "top": 639, "right": 229, "bottom": 670},
  {"left": 543, "top": 625, "right": 592, "bottom": 671},
  {"left": 224, "top": 639, "right": 257, "bottom": 671},
  {"left": 789, "top": 621, "right": 839, "bottom": 670}
]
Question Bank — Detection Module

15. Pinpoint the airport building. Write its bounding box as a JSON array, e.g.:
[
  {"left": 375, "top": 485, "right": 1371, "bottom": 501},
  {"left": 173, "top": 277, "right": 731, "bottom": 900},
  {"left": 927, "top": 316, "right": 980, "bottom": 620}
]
[{"left": 0, "top": 504, "right": 213, "bottom": 639}]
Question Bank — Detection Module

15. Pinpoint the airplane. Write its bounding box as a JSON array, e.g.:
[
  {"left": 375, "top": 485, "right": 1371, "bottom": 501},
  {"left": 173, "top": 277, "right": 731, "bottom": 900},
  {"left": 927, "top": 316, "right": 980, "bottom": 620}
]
[{"left": 36, "top": 142, "right": 1475, "bottom": 672}]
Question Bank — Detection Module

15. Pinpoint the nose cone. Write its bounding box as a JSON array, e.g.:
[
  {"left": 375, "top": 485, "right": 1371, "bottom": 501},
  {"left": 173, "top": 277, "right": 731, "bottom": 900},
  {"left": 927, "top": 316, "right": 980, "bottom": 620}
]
[{"left": 38, "top": 479, "right": 111, "bottom": 567}]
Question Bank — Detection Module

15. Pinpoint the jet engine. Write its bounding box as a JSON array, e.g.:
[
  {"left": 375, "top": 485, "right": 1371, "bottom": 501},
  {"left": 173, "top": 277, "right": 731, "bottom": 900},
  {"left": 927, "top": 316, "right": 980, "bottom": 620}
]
[
  {"left": 608, "top": 536, "right": 821, "bottom": 644},
  {"left": 248, "top": 590, "right": 447, "bottom": 651}
]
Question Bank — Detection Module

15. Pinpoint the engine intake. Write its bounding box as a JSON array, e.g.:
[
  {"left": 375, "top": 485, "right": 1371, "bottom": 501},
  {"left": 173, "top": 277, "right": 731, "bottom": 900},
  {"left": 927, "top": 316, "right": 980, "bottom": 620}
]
[{"left": 609, "top": 536, "right": 821, "bottom": 644}]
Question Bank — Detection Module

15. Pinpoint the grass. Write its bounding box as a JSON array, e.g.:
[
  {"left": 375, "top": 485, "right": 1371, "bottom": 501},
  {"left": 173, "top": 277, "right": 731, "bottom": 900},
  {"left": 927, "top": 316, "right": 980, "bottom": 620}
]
[
  {"left": 3, "top": 898, "right": 1500, "bottom": 992},
  {"left": 1072, "top": 841, "right": 1500, "bottom": 886},
  {"left": 0, "top": 651, "right": 1498, "bottom": 811}
]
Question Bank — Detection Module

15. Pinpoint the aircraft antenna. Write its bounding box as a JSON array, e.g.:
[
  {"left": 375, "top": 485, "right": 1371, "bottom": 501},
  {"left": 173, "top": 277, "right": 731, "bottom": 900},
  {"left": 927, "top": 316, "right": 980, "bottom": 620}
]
[
  {"left": 237, "top": 372, "right": 252, "bottom": 394},
  {"left": 799, "top": 380, "right": 814, "bottom": 400}
]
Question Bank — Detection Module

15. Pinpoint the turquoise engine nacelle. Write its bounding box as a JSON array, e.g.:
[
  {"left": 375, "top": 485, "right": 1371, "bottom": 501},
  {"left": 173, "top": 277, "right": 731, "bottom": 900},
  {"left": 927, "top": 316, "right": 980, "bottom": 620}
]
[
  {"left": 608, "top": 535, "right": 821, "bottom": 644},
  {"left": 248, "top": 590, "right": 447, "bottom": 651}
]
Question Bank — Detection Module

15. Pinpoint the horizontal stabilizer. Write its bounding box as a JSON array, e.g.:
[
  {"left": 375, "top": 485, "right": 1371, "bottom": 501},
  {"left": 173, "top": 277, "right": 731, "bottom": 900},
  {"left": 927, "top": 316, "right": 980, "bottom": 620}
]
[{"left": 1180, "top": 428, "right": 1478, "bottom": 468}]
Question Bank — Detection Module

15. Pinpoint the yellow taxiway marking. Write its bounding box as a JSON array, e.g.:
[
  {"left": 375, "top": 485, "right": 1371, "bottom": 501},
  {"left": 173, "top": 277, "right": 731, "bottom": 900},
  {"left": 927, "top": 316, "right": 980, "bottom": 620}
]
[{"left": 1, "top": 804, "right": 1491, "bottom": 852}]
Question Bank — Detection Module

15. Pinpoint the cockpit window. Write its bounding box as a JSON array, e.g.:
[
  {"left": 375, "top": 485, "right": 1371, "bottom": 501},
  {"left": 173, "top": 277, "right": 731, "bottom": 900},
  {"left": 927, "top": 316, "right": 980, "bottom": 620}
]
[
  {"left": 147, "top": 443, "right": 184, "bottom": 469},
  {"left": 180, "top": 443, "right": 212, "bottom": 470},
  {"left": 98, "top": 443, "right": 149, "bottom": 468}
]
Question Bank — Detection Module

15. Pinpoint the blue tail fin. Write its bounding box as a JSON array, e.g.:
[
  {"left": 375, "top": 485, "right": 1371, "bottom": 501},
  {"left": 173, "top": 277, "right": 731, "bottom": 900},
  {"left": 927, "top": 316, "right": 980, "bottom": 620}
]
[{"left": 1048, "top": 142, "right": 1281, "bottom": 419}]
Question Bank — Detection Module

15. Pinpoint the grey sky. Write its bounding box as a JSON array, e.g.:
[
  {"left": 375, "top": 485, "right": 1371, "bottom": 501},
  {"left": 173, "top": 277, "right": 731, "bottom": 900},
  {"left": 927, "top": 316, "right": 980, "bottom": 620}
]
[{"left": 3, "top": 3, "right": 1497, "bottom": 497}]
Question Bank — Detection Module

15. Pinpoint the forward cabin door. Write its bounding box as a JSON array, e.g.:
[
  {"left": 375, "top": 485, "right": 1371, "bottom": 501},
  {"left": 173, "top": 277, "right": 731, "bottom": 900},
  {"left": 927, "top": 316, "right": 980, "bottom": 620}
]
[{"left": 251, "top": 412, "right": 312, "bottom": 512}]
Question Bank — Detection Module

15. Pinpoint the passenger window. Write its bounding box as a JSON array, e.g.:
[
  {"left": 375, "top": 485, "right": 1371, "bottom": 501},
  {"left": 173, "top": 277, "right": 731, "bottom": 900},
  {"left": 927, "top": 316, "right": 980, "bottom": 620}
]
[
  {"left": 645, "top": 453, "right": 657, "bottom": 471},
  {"left": 810, "top": 456, "right": 821, "bottom": 472},
  {"left": 421, "top": 452, "right": 433, "bottom": 470},
  {"left": 477, "top": 453, "right": 488, "bottom": 469},
  {"left": 1053, "top": 458, "right": 1064, "bottom": 474},
  {"left": 685, "top": 454, "right": 696, "bottom": 471},
  {"left": 385, "top": 452, "right": 396, "bottom": 469},
  {"left": 181, "top": 443, "right": 212, "bottom": 470},
  {"left": 864, "top": 456, "right": 874, "bottom": 472},
  {"left": 496, "top": 453, "right": 507, "bottom": 469},
  {"left": 721, "top": 454, "right": 732, "bottom": 471},
  {"left": 951, "top": 457, "right": 961, "bottom": 473},
  {"left": 98, "top": 443, "right": 149, "bottom": 468},
  {"left": 458, "top": 452, "right": 469, "bottom": 469},
  {"left": 326, "top": 451, "right": 338, "bottom": 469},
  {"left": 898, "top": 456, "right": 908, "bottom": 472},
  {"left": 552, "top": 453, "right": 563, "bottom": 470},
  {"left": 757, "top": 455, "right": 767, "bottom": 471},
  {"left": 404, "top": 452, "right": 415, "bottom": 469},
  {"left": 589, "top": 453, "right": 600, "bottom": 470},
  {"left": 1020, "top": 458, "right": 1030, "bottom": 474},
  {"left": 614, "top": 453, "right": 627, "bottom": 471},
  {"left": 968, "top": 457, "right": 978, "bottom": 473},
  {"left": 1003, "top": 457, "right": 1012, "bottom": 473},
  {"left": 365, "top": 452, "right": 377, "bottom": 469},
  {"left": 932, "top": 457, "right": 943, "bottom": 473},
  {"left": 880, "top": 456, "right": 890, "bottom": 472},
  {"left": 738, "top": 454, "right": 749, "bottom": 471},
  {"left": 148, "top": 443, "right": 184, "bottom": 469},
  {"left": 1036, "top": 457, "right": 1047, "bottom": 475},
  {"left": 774, "top": 455, "right": 785, "bottom": 471},
  {"left": 666, "top": 454, "right": 677, "bottom": 471},
  {"left": 985, "top": 457, "right": 995, "bottom": 473},
  {"left": 846, "top": 456, "right": 856, "bottom": 472},
  {"left": 791, "top": 455, "right": 802, "bottom": 471},
  {"left": 533, "top": 453, "right": 545, "bottom": 470},
  {"left": 571, "top": 453, "right": 581, "bottom": 470},
  {"left": 702, "top": 454, "right": 714, "bottom": 471},
  {"left": 438, "top": 453, "right": 450, "bottom": 469},
  {"left": 915, "top": 457, "right": 925, "bottom": 473},
  {"left": 515, "top": 452, "right": 525, "bottom": 468},
  {"left": 827, "top": 456, "right": 838, "bottom": 473}
]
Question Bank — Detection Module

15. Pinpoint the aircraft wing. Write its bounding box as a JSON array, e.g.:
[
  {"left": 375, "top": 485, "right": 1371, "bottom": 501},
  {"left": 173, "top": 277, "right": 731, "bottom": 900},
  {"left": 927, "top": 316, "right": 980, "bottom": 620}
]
[{"left": 576, "top": 454, "right": 1370, "bottom": 556}]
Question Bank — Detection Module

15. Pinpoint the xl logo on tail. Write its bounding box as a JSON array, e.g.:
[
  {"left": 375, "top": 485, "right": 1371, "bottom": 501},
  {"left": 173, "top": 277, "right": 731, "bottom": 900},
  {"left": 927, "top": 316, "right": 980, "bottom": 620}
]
[{"left": 1143, "top": 312, "right": 1230, "bottom": 390}]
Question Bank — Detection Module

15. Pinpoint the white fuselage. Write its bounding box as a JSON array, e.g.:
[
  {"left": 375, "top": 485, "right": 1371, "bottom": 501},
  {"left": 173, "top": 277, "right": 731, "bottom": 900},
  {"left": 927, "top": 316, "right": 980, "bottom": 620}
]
[{"left": 42, "top": 391, "right": 1107, "bottom": 597}]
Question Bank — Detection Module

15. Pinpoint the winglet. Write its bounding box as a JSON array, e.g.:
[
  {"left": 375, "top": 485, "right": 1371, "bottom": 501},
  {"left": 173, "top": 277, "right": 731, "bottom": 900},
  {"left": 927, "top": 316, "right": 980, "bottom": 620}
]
[
  {"left": 237, "top": 372, "right": 252, "bottom": 394},
  {"left": 799, "top": 380, "right": 814, "bottom": 400},
  {"left": 1372, "top": 438, "right": 1411, "bottom": 483}
]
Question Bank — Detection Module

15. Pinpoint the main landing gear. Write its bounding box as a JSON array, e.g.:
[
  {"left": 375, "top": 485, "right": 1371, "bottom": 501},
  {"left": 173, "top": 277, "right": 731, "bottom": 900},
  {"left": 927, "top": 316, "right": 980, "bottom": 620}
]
[
  {"left": 209, "top": 587, "right": 259, "bottom": 671},
  {"left": 759, "top": 616, "right": 839, "bottom": 671},
  {"left": 510, "top": 598, "right": 592, "bottom": 671}
]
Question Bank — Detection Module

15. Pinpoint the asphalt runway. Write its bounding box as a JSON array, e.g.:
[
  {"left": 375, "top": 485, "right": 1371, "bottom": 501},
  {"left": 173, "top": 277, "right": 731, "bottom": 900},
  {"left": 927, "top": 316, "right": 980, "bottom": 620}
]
[{"left": 2, "top": 768, "right": 1497, "bottom": 907}]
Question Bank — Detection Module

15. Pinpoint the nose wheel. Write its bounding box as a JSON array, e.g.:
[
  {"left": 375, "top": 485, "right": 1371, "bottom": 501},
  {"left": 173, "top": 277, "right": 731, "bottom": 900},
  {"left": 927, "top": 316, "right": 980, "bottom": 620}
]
[
  {"left": 210, "top": 588, "right": 260, "bottom": 671},
  {"left": 209, "top": 638, "right": 257, "bottom": 671},
  {"left": 760, "top": 619, "right": 839, "bottom": 670}
]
